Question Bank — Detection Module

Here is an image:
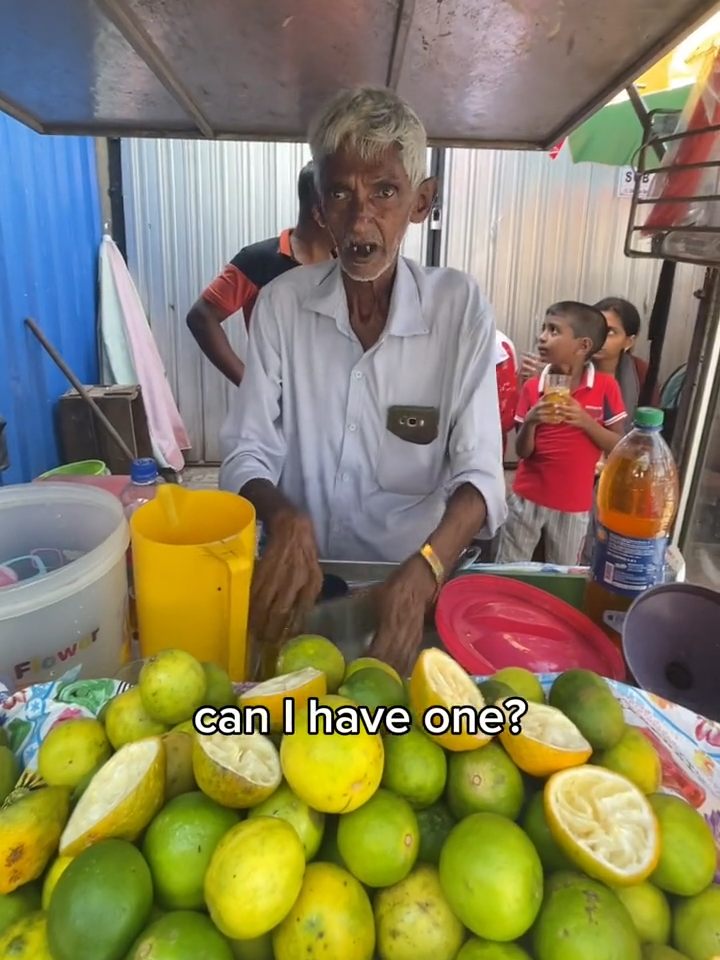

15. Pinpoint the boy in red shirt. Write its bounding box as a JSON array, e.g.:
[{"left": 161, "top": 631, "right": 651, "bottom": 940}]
[{"left": 497, "top": 302, "right": 626, "bottom": 565}]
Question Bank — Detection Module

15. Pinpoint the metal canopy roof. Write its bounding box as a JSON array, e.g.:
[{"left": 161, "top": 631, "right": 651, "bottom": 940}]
[{"left": 0, "top": 0, "right": 718, "bottom": 147}]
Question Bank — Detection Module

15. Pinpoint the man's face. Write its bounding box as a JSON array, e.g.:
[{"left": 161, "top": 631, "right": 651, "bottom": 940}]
[{"left": 317, "top": 145, "right": 435, "bottom": 282}]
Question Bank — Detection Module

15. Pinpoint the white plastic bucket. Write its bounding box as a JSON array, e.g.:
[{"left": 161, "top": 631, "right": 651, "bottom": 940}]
[{"left": 0, "top": 483, "right": 130, "bottom": 690}]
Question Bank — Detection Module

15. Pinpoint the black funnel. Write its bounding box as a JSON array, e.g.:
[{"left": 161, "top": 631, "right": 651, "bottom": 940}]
[{"left": 623, "top": 582, "right": 720, "bottom": 722}]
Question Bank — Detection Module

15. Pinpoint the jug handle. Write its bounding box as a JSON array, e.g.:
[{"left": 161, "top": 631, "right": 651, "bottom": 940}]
[{"left": 204, "top": 543, "right": 253, "bottom": 682}]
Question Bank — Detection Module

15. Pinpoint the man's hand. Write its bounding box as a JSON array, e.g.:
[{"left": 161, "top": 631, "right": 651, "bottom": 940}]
[
  {"left": 558, "top": 397, "right": 592, "bottom": 429},
  {"left": 250, "top": 509, "right": 323, "bottom": 648},
  {"left": 368, "top": 554, "right": 438, "bottom": 677}
]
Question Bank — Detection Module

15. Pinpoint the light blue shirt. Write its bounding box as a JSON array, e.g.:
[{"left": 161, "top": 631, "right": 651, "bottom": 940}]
[{"left": 219, "top": 258, "right": 507, "bottom": 563}]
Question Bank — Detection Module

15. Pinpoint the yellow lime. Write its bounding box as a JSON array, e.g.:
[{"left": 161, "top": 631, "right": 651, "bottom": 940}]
[
  {"left": 648, "top": 793, "right": 717, "bottom": 896},
  {"left": 338, "top": 668, "right": 406, "bottom": 710},
  {"left": 337, "top": 788, "right": 419, "bottom": 887},
  {"left": 446, "top": 741, "right": 525, "bottom": 820},
  {"left": 202, "top": 662, "right": 237, "bottom": 709},
  {"left": 545, "top": 766, "right": 660, "bottom": 886},
  {"left": 103, "top": 686, "right": 169, "bottom": 750},
  {"left": 381, "top": 727, "right": 447, "bottom": 808},
  {"left": 38, "top": 718, "right": 112, "bottom": 790},
  {"left": 520, "top": 791, "right": 573, "bottom": 873},
  {"left": 548, "top": 669, "right": 626, "bottom": 750},
  {"left": 439, "top": 812, "right": 543, "bottom": 941},
  {"left": 248, "top": 780, "right": 325, "bottom": 860},
  {"left": 344, "top": 657, "right": 403, "bottom": 685},
  {"left": 239, "top": 667, "right": 327, "bottom": 730},
  {"left": 276, "top": 635, "right": 345, "bottom": 693},
  {"left": 41, "top": 857, "right": 73, "bottom": 910},
  {"left": 0, "top": 745, "right": 20, "bottom": 804},
  {"left": 0, "top": 785, "right": 70, "bottom": 894},
  {"left": 492, "top": 667, "right": 545, "bottom": 704},
  {"left": 499, "top": 701, "right": 592, "bottom": 778},
  {"left": 409, "top": 648, "right": 491, "bottom": 752},
  {"left": 375, "top": 863, "right": 464, "bottom": 960},
  {"left": 161, "top": 730, "right": 196, "bottom": 801},
  {"left": 193, "top": 732, "right": 281, "bottom": 809},
  {"left": 613, "top": 881, "right": 671, "bottom": 945},
  {"left": 230, "top": 933, "right": 274, "bottom": 960},
  {"left": 672, "top": 883, "right": 720, "bottom": 960},
  {"left": 172, "top": 720, "right": 196, "bottom": 735},
  {"left": 59, "top": 736, "right": 165, "bottom": 857},
  {"left": 0, "top": 885, "right": 41, "bottom": 937},
  {"left": 595, "top": 727, "right": 662, "bottom": 795},
  {"left": 205, "top": 817, "right": 305, "bottom": 940},
  {"left": 532, "top": 874, "right": 642, "bottom": 960},
  {"left": 142, "top": 791, "right": 239, "bottom": 910},
  {"left": 0, "top": 910, "right": 52, "bottom": 959},
  {"left": 273, "top": 862, "right": 375, "bottom": 960},
  {"left": 415, "top": 802, "right": 456, "bottom": 866},
  {"left": 280, "top": 699, "right": 383, "bottom": 813},
  {"left": 139, "top": 649, "right": 207, "bottom": 726}
]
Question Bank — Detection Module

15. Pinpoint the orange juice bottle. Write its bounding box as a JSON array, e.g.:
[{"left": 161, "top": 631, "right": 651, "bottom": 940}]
[{"left": 583, "top": 407, "right": 679, "bottom": 650}]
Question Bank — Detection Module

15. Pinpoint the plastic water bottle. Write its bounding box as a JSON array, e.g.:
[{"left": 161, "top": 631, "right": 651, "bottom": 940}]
[
  {"left": 583, "top": 408, "right": 679, "bottom": 651},
  {"left": 120, "top": 459, "right": 164, "bottom": 646}
]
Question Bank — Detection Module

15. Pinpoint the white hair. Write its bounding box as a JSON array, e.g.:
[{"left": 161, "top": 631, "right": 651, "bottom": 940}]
[{"left": 308, "top": 86, "right": 428, "bottom": 188}]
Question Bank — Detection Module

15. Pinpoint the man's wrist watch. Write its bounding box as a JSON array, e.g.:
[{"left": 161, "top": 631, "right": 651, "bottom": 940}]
[{"left": 419, "top": 542, "right": 445, "bottom": 596}]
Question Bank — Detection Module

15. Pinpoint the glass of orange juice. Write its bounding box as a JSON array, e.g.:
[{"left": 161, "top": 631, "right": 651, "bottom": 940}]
[{"left": 543, "top": 374, "right": 571, "bottom": 423}]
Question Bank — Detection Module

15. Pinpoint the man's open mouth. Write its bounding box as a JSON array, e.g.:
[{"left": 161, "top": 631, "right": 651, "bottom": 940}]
[{"left": 344, "top": 241, "right": 380, "bottom": 261}]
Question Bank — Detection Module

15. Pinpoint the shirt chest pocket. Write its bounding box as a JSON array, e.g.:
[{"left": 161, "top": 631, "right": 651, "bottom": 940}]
[{"left": 376, "top": 408, "right": 446, "bottom": 496}]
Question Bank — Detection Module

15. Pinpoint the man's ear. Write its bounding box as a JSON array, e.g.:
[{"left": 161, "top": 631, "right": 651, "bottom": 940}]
[
  {"left": 410, "top": 177, "right": 437, "bottom": 224},
  {"left": 313, "top": 204, "right": 326, "bottom": 228}
]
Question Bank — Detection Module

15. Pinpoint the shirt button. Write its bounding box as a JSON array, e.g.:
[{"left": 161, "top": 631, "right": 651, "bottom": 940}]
[
  {"left": 353, "top": 371, "right": 363, "bottom": 380},
  {"left": 341, "top": 473, "right": 349, "bottom": 482},
  {"left": 348, "top": 423, "right": 357, "bottom": 432}
]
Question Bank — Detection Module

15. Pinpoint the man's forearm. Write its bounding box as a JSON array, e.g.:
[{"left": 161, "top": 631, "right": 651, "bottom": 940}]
[
  {"left": 187, "top": 306, "right": 245, "bottom": 386},
  {"left": 240, "top": 479, "right": 300, "bottom": 533},
  {"left": 426, "top": 483, "right": 487, "bottom": 574}
]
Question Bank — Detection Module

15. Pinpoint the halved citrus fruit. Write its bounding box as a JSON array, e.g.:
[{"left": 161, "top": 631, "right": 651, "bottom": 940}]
[
  {"left": 59, "top": 737, "right": 165, "bottom": 856},
  {"left": 499, "top": 702, "right": 592, "bottom": 777},
  {"left": 193, "top": 732, "right": 281, "bottom": 809},
  {"left": 239, "top": 668, "right": 327, "bottom": 731},
  {"left": 544, "top": 765, "right": 661, "bottom": 886},
  {"left": 409, "top": 649, "right": 491, "bottom": 752}
]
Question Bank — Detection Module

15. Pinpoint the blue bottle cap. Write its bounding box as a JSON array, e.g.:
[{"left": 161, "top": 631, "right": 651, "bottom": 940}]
[{"left": 130, "top": 458, "right": 159, "bottom": 484}]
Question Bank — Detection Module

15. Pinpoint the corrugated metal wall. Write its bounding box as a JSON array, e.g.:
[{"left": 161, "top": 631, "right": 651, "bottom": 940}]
[
  {"left": 0, "top": 114, "right": 101, "bottom": 485},
  {"left": 122, "top": 139, "right": 427, "bottom": 461},
  {"left": 123, "top": 139, "right": 702, "bottom": 463}
]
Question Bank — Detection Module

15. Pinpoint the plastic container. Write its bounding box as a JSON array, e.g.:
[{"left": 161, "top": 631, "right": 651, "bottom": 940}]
[
  {"left": 130, "top": 484, "right": 256, "bottom": 681},
  {"left": 584, "top": 407, "right": 679, "bottom": 650},
  {"left": 0, "top": 483, "right": 130, "bottom": 691},
  {"left": 120, "top": 458, "right": 163, "bottom": 517},
  {"left": 34, "top": 473, "right": 131, "bottom": 499},
  {"left": 36, "top": 459, "right": 108, "bottom": 479}
]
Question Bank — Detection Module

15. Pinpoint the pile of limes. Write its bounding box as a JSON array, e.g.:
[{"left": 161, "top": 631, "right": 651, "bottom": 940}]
[{"left": 0, "top": 640, "right": 718, "bottom": 960}]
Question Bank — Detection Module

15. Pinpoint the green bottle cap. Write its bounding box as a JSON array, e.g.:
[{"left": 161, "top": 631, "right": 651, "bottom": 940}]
[{"left": 634, "top": 407, "right": 664, "bottom": 428}]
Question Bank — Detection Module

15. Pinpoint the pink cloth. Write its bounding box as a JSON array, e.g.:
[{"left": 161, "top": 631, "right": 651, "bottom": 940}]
[{"left": 100, "top": 237, "right": 190, "bottom": 471}]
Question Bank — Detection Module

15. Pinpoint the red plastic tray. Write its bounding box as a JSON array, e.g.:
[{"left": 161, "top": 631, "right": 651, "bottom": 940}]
[{"left": 435, "top": 574, "right": 626, "bottom": 681}]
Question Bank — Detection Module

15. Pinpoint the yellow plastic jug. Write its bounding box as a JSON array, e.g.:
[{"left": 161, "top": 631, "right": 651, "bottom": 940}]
[{"left": 130, "top": 484, "right": 256, "bottom": 681}]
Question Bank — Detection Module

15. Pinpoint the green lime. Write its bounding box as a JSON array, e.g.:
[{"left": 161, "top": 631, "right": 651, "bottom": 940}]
[
  {"left": 457, "top": 939, "right": 533, "bottom": 959},
  {"left": 548, "top": 669, "right": 625, "bottom": 750},
  {"left": 613, "top": 882, "right": 671, "bottom": 945},
  {"left": 0, "top": 885, "right": 41, "bottom": 938},
  {"left": 337, "top": 788, "right": 419, "bottom": 887},
  {"left": 672, "top": 883, "right": 720, "bottom": 959},
  {"left": 446, "top": 742, "right": 525, "bottom": 820},
  {"left": 338, "top": 668, "right": 406, "bottom": 710},
  {"left": 103, "top": 687, "right": 169, "bottom": 750},
  {"left": 276, "top": 635, "right": 345, "bottom": 693},
  {"left": 248, "top": 781, "right": 325, "bottom": 860},
  {"left": 142, "top": 792, "right": 240, "bottom": 910},
  {"left": 344, "top": 658, "right": 402, "bottom": 685},
  {"left": 38, "top": 718, "right": 112, "bottom": 790},
  {"left": 439, "top": 812, "right": 543, "bottom": 941},
  {"left": 521, "top": 790, "right": 573, "bottom": 873},
  {"left": 127, "top": 910, "right": 234, "bottom": 959},
  {"left": 415, "top": 802, "right": 456, "bottom": 866},
  {"left": 202, "top": 663, "right": 236, "bottom": 709},
  {"left": 594, "top": 727, "right": 662, "bottom": 795},
  {"left": 648, "top": 793, "right": 717, "bottom": 896},
  {"left": 381, "top": 728, "right": 447, "bottom": 808},
  {"left": 492, "top": 668, "right": 545, "bottom": 704},
  {"left": 139, "top": 650, "right": 208, "bottom": 726},
  {"left": 230, "top": 932, "right": 275, "bottom": 960},
  {"left": 477, "top": 679, "right": 517, "bottom": 705},
  {"left": 641, "top": 947, "right": 691, "bottom": 960}
]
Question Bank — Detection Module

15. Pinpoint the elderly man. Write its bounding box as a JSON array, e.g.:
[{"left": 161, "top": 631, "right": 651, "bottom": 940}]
[{"left": 220, "top": 85, "right": 506, "bottom": 672}]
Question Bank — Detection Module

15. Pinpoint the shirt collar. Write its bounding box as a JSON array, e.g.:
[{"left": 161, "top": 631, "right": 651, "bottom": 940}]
[
  {"left": 279, "top": 228, "right": 294, "bottom": 259},
  {"left": 302, "top": 258, "right": 429, "bottom": 339},
  {"left": 538, "top": 362, "right": 595, "bottom": 392}
]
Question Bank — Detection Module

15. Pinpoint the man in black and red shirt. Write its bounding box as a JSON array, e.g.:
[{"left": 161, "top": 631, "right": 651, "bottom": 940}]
[{"left": 186, "top": 162, "right": 334, "bottom": 385}]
